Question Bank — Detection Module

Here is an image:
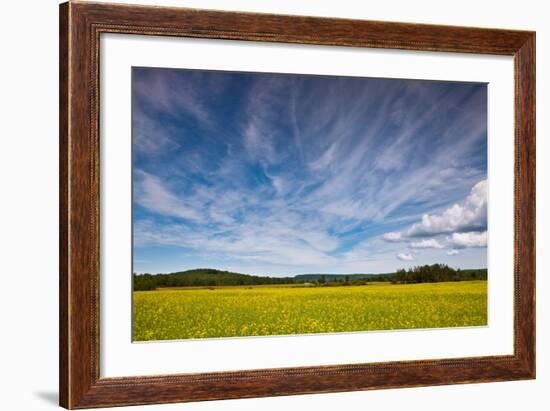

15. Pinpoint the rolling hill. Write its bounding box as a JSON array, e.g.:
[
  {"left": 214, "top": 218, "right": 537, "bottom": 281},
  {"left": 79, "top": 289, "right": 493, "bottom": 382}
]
[{"left": 133, "top": 266, "right": 487, "bottom": 291}]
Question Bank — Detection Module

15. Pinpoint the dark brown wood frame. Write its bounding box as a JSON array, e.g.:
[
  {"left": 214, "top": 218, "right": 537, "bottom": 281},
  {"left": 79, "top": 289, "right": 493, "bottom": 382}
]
[{"left": 59, "top": 1, "right": 535, "bottom": 409}]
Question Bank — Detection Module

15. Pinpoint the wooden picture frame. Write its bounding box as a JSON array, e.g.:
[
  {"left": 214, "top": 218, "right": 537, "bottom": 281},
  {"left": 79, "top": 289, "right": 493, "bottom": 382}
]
[{"left": 59, "top": 1, "right": 535, "bottom": 408}]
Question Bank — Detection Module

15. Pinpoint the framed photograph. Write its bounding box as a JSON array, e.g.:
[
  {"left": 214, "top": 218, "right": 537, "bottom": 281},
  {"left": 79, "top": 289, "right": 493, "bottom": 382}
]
[{"left": 59, "top": 1, "right": 535, "bottom": 408}]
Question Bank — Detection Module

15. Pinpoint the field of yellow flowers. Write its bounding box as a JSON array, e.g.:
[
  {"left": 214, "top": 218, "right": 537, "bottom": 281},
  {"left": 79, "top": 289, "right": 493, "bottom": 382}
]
[{"left": 133, "top": 281, "right": 487, "bottom": 341}]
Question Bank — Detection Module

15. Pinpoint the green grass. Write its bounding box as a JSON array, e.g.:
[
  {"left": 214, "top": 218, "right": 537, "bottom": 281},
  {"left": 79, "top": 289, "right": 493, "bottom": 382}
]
[{"left": 133, "top": 280, "right": 487, "bottom": 341}]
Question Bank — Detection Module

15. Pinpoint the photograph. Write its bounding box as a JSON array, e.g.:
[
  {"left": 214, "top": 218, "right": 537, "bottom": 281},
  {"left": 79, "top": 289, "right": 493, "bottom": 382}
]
[{"left": 131, "top": 67, "right": 488, "bottom": 341}]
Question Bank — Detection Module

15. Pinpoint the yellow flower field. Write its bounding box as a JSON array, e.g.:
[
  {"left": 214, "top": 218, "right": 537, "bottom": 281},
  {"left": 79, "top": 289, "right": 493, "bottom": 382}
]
[{"left": 133, "top": 281, "right": 487, "bottom": 341}]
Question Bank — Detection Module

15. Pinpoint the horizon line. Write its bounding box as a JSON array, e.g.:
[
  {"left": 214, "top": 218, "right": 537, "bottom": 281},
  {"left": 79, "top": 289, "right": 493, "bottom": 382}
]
[{"left": 133, "top": 266, "right": 489, "bottom": 277}]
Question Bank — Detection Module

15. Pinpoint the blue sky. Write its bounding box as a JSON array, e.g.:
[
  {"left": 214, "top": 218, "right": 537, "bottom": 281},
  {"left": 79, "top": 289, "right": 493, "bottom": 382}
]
[{"left": 132, "top": 67, "right": 487, "bottom": 276}]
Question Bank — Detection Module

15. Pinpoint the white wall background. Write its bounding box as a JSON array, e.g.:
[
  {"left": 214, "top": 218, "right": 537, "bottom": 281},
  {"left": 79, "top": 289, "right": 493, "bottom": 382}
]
[{"left": 0, "top": 0, "right": 547, "bottom": 410}]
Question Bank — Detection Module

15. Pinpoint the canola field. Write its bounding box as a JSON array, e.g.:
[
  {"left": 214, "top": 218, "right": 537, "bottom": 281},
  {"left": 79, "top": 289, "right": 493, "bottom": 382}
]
[{"left": 133, "top": 281, "right": 487, "bottom": 341}]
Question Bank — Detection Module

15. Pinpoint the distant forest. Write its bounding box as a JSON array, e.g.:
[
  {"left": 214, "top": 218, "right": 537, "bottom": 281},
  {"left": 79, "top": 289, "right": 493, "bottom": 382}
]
[{"left": 133, "top": 264, "right": 487, "bottom": 291}]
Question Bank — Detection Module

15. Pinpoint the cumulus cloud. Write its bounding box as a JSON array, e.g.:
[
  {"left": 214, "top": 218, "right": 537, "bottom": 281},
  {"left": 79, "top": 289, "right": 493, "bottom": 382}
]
[
  {"left": 448, "top": 231, "right": 487, "bottom": 248},
  {"left": 380, "top": 180, "right": 487, "bottom": 245},
  {"left": 396, "top": 252, "right": 414, "bottom": 261},
  {"left": 409, "top": 238, "right": 444, "bottom": 249},
  {"left": 382, "top": 232, "right": 403, "bottom": 242},
  {"left": 447, "top": 249, "right": 460, "bottom": 256},
  {"left": 406, "top": 179, "right": 487, "bottom": 237}
]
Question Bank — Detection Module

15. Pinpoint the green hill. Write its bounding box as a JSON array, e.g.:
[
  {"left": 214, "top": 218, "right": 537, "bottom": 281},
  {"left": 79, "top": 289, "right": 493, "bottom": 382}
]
[
  {"left": 133, "top": 268, "right": 295, "bottom": 290},
  {"left": 133, "top": 266, "right": 487, "bottom": 291}
]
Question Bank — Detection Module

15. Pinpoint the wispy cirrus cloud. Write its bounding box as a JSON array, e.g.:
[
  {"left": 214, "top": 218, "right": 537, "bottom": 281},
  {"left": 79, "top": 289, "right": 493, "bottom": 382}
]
[
  {"left": 134, "top": 170, "right": 203, "bottom": 222},
  {"left": 133, "top": 68, "right": 212, "bottom": 124}
]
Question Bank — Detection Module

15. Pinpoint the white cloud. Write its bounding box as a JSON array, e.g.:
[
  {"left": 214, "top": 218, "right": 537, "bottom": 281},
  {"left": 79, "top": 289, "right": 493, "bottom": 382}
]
[
  {"left": 133, "top": 105, "right": 181, "bottom": 155},
  {"left": 309, "top": 142, "right": 338, "bottom": 172},
  {"left": 406, "top": 179, "right": 487, "bottom": 237},
  {"left": 448, "top": 231, "right": 487, "bottom": 248},
  {"left": 396, "top": 252, "right": 414, "bottom": 261},
  {"left": 409, "top": 238, "right": 444, "bottom": 249},
  {"left": 447, "top": 249, "right": 460, "bottom": 256},
  {"left": 380, "top": 180, "right": 488, "bottom": 247},
  {"left": 244, "top": 121, "right": 276, "bottom": 163},
  {"left": 382, "top": 232, "right": 403, "bottom": 242},
  {"left": 134, "top": 170, "right": 203, "bottom": 222},
  {"left": 133, "top": 69, "right": 211, "bottom": 124}
]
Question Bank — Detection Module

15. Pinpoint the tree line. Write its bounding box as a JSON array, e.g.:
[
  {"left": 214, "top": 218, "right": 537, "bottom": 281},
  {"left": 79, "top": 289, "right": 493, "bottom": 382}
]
[
  {"left": 133, "top": 265, "right": 487, "bottom": 291},
  {"left": 133, "top": 269, "right": 297, "bottom": 291},
  {"left": 391, "top": 264, "right": 487, "bottom": 284}
]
